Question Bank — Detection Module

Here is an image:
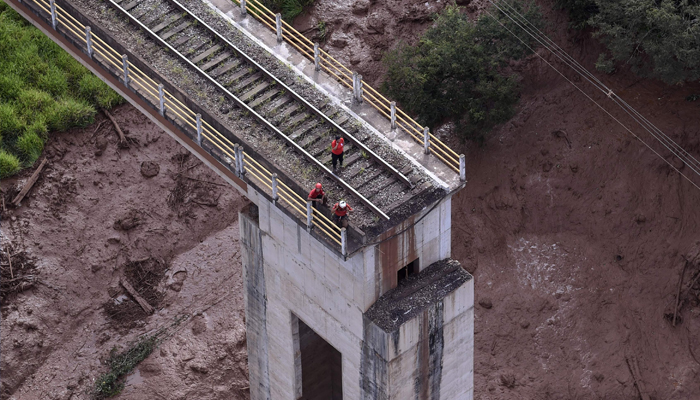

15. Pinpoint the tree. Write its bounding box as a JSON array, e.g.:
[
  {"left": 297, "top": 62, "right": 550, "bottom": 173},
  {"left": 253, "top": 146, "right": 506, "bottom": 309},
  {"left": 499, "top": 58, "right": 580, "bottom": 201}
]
[
  {"left": 381, "top": 3, "right": 541, "bottom": 143},
  {"left": 590, "top": 0, "right": 700, "bottom": 85},
  {"left": 556, "top": 0, "right": 700, "bottom": 85}
]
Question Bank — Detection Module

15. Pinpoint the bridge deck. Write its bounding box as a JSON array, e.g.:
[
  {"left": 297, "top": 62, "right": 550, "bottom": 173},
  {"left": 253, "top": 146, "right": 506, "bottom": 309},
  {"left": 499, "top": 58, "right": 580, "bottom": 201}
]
[{"left": 14, "top": 0, "right": 457, "bottom": 252}]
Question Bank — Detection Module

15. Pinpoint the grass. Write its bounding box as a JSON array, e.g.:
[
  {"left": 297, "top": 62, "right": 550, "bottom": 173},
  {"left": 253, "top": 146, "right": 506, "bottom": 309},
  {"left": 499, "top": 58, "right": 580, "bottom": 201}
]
[
  {"left": 93, "top": 335, "right": 158, "bottom": 399},
  {"left": 0, "top": 1, "right": 124, "bottom": 178}
]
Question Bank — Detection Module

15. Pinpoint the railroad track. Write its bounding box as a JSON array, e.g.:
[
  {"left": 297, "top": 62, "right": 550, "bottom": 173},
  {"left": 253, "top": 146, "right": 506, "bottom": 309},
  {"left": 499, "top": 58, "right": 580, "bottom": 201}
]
[{"left": 107, "top": 0, "right": 425, "bottom": 219}]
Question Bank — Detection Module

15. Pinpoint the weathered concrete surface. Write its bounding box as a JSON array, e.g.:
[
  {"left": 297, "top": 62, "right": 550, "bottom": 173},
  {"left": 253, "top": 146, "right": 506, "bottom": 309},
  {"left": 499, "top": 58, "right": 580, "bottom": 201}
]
[
  {"left": 240, "top": 206, "right": 271, "bottom": 400},
  {"left": 242, "top": 186, "right": 472, "bottom": 399},
  {"left": 363, "top": 259, "right": 474, "bottom": 400}
]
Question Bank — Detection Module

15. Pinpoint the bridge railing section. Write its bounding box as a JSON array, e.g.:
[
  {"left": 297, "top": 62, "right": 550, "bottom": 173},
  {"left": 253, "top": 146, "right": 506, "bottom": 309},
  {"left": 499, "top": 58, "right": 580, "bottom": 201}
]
[
  {"left": 25, "top": 0, "right": 348, "bottom": 255},
  {"left": 235, "top": 0, "right": 462, "bottom": 174}
]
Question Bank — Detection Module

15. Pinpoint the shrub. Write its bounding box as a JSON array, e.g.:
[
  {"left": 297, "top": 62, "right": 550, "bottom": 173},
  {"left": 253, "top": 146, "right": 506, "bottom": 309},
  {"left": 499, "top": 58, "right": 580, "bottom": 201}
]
[
  {"left": 253, "top": 0, "right": 314, "bottom": 21},
  {"left": 0, "top": 150, "right": 20, "bottom": 179},
  {"left": 78, "top": 74, "right": 125, "bottom": 109},
  {"left": 16, "top": 131, "right": 43, "bottom": 163},
  {"left": 382, "top": 3, "right": 541, "bottom": 143},
  {"left": 554, "top": 0, "right": 597, "bottom": 30}
]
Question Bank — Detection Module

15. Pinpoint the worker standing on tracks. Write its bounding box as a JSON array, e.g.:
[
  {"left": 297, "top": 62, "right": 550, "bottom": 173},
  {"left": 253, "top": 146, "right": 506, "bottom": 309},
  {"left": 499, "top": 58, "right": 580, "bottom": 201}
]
[
  {"left": 332, "top": 200, "right": 353, "bottom": 228},
  {"left": 331, "top": 135, "right": 344, "bottom": 172},
  {"left": 308, "top": 183, "right": 327, "bottom": 208}
]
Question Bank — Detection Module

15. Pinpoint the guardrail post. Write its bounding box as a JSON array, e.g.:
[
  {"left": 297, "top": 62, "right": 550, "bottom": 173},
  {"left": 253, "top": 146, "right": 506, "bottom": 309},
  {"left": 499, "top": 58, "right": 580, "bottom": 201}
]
[
  {"left": 306, "top": 201, "right": 313, "bottom": 231},
  {"left": 353, "top": 72, "right": 363, "bottom": 104},
  {"left": 459, "top": 154, "right": 466, "bottom": 182},
  {"left": 49, "top": 0, "right": 57, "bottom": 30},
  {"left": 240, "top": 0, "right": 246, "bottom": 16},
  {"left": 121, "top": 54, "right": 129, "bottom": 87},
  {"left": 423, "top": 127, "right": 430, "bottom": 154},
  {"left": 390, "top": 101, "right": 396, "bottom": 130},
  {"left": 233, "top": 144, "right": 240, "bottom": 176},
  {"left": 196, "top": 113, "right": 202, "bottom": 146},
  {"left": 276, "top": 13, "right": 282, "bottom": 43},
  {"left": 85, "top": 27, "right": 93, "bottom": 58},
  {"left": 158, "top": 84, "right": 165, "bottom": 116},
  {"left": 341, "top": 228, "right": 347, "bottom": 257},
  {"left": 239, "top": 147, "right": 246, "bottom": 176},
  {"left": 314, "top": 43, "right": 320, "bottom": 71},
  {"left": 271, "top": 173, "right": 278, "bottom": 202}
]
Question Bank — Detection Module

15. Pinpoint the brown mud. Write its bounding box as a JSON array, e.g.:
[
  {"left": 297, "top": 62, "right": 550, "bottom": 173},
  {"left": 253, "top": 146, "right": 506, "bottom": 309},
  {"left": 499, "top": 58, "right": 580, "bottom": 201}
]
[
  {"left": 0, "top": 104, "right": 247, "bottom": 400},
  {"left": 299, "top": 0, "right": 700, "bottom": 399},
  {"left": 2, "top": 0, "right": 700, "bottom": 399}
]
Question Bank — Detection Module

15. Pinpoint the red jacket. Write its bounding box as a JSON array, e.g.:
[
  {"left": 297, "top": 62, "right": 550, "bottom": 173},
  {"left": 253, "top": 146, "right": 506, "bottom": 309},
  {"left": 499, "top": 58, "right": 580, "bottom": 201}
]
[
  {"left": 308, "top": 188, "right": 325, "bottom": 199},
  {"left": 333, "top": 203, "right": 353, "bottom": 216},
  {"left": 331, "top": 138, "right": 344, "bottom": 155}
]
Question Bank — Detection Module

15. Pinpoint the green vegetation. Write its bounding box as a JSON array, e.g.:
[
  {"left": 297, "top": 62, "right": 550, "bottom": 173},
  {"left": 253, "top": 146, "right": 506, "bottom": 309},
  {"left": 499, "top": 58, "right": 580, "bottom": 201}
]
[
  {"left": 382, "top": 3, "right": 542, "bottom": 143},
  {"left": 93, "top": 335, "right": 158, "bottom": 399},
  {"left": 0, "top": 2, "right": 124, "bottom": 178},
  {"left": 556, "top": 0, "right": 700, "bottom": 85},
  {"left": 249, "top": 0, "right": 314, "bottom": 22}
]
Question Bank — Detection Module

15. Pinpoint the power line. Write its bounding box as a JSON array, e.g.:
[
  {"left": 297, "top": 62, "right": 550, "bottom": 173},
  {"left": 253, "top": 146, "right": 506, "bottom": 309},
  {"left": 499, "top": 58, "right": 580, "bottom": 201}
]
[
  {"left": 491, "top": 0, "right": 700, "bottom": 176},
  {"left": 483, "top": 0, "right": 700, "bottom": 190}
]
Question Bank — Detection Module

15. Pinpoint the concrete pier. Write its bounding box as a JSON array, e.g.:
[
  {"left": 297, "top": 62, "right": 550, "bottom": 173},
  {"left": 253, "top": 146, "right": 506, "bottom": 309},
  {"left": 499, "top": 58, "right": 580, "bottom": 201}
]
[{"left": 241, "top": 188, "right": 473, "bottom": 399}]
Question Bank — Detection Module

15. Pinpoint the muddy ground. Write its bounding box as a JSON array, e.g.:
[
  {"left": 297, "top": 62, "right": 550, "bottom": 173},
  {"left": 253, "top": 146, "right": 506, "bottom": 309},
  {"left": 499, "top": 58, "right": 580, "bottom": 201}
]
[
  {"left": 0, "top": 106, "right": 248, "bottom": 400},
  {"left": 299, "top": 0, "right": 700, "bottom": 399},
  {"left": 2, "top": 0, "right": 700, "bottom": 399}
]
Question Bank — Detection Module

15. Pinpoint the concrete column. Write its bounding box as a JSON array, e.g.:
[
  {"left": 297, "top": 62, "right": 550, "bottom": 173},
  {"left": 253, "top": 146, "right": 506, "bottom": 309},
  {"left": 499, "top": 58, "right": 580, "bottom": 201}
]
[
  {"left": 240, "top": 0, "right": 246, "bottom": 16},
  {"left": 196, "top": 113, "right": 202, "bottom": 146},
  {"left": 276, "top": 13, "right": 282, "bottom": 43},
  {"left": 49, "top": 0, "right": 57, "bottom": 30},
  {"left": 85, "top": 26, "right": 93, "bottom": 58},
  {"left": 423, "top": 127, "right": 430, "bottom": 154},
  {"left": 121, "top": 54, "right": 129, "bottom": 87},
  {"left": 239, "top": 147, "right": 246, "bottom": 176},
  {"left": 459, "top": 154, "right": 466, "bottom": 182}
]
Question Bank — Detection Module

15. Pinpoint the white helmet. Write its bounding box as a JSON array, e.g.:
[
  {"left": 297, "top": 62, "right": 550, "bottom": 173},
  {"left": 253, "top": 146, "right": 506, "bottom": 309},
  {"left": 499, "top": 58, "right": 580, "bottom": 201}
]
[{"left": 339, "top": 201, "right": 346, "bottom": 208}]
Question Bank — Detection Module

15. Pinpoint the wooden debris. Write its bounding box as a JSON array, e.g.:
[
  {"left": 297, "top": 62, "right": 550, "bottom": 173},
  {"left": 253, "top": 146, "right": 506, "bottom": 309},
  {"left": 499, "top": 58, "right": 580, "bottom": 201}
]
[
  {"left": 120, "top": 278, "right": 154, "bottom": 314},
  {"left": 673, "top": 262, "right": 688, "bottom": 326},
  {"left": 12, "top": 158, "right": 48, "bottom": 206},
  {"left": 103, "top": 109, "right": 126, "bottom": 143},
  {"left": 626, "top": 355, "right": 651, "bottom": 400}
]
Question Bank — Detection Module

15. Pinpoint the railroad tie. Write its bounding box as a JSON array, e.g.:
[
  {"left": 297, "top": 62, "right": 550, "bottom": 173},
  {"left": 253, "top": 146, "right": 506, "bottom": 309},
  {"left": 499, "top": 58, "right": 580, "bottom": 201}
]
[
  {"left": 241, "top": 82, "right": 271, "bottom": 102},
  {"left": 161, "top": 22, "right": 191, "bottom": 41},
  {"left": 190, "top": 44, "right": 221, "bottom": 63}
]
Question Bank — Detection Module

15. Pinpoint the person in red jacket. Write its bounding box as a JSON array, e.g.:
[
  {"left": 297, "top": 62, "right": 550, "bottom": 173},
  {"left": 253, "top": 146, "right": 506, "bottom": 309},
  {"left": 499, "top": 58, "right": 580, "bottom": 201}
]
[
  {"left": 331, "top": 135, "right": 344, "bottom": 171},
  {"left": 332, "top": 200, "right": 353, "bottom": 228},
  {"left": 308, "top": 182, "right": 327, "bottom": 208}
]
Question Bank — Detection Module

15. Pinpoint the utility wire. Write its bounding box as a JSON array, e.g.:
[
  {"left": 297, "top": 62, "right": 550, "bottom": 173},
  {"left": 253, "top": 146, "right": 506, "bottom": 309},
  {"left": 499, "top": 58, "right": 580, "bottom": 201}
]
[
  {"left": 491, "top": 0, "right": 700, "bottom": 176},
  {"left": 483, "top": 0, "right": 700, "bottom": 189}
]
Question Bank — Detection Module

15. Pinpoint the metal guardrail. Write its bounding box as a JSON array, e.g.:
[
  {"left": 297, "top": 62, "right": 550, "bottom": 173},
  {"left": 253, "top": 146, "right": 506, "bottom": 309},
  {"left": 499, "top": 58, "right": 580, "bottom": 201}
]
[
  {"left": 235, "top": 0, "right": 466, "bottom": 177},
  {"left": 29, "top": 0, "right": 347, "bottom": 254}
]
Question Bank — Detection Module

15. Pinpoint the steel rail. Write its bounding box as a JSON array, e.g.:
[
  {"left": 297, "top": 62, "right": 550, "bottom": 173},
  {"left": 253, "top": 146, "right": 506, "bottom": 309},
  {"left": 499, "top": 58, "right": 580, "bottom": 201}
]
[
  {"left": 106, "top": 0, "right": 390, "bottom": 220},
  {"left": 166, "top": 0, "right": 411, "bottom": 189}
]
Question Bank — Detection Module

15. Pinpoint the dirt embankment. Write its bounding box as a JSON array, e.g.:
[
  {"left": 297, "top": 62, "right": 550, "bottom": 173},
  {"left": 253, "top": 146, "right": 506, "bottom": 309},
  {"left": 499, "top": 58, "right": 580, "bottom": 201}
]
[
  {"left": 300, "top": 0, "right": 700, "bottom": 399},
  {"left": 1, "top": 104, "right": 248, "bottom": 400}
]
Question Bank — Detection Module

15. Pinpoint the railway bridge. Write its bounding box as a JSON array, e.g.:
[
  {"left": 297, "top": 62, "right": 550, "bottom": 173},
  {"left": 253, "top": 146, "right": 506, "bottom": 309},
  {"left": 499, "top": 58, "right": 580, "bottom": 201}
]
[{"left": 7, "top": 0, "right": 475, "bottom": 398}]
